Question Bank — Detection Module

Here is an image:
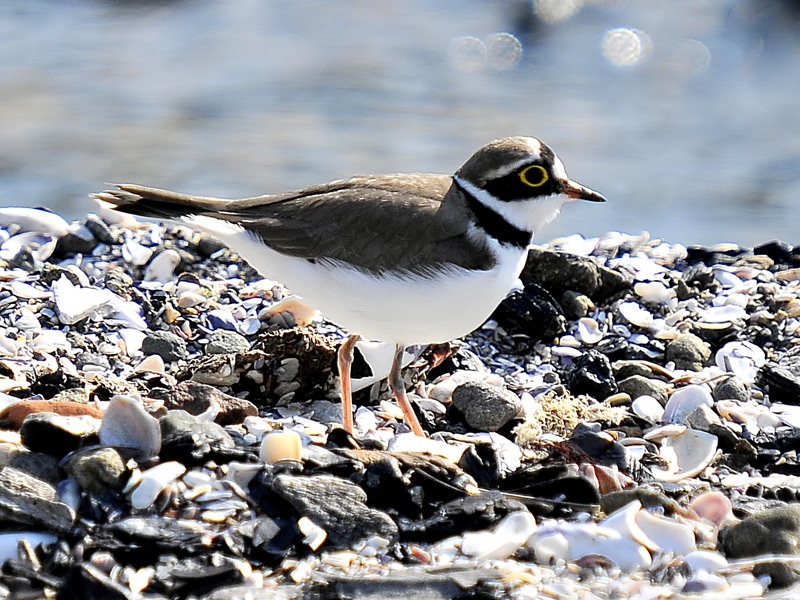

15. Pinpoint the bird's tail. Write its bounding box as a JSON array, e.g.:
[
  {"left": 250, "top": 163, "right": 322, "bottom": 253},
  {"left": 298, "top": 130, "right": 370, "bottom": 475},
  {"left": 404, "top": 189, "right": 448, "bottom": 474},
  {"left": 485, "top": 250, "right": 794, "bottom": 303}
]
[{"left": 91, "top": 184, "right": 237, "bottom": 220}]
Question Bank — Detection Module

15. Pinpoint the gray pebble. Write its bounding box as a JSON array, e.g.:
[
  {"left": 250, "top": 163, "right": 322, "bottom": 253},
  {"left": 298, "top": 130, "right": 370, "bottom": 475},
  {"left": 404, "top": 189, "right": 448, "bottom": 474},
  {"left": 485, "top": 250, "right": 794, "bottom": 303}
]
[
  {"left": 451, "top": 381, "right": 522, "bottom": 432},
  {"left": 206, "top": 329, "right": 250, "bottom": 354},
  {"left": 713, "top": 376, "right": 751, "bottom": 403},
  {"left": 141, "top": 330, "right": 188, "bottom": 362},
  {"left": 561, "top": 290, "right": 593, "bottom": 319},
  {"left": 616, "top": 375, "right": 669, "bottom": 406},
  {"left": 64, "top": 447, "right": 128, "bottom": 493},
  {"left": 665, "top": 333, "right": 711, "bottom": 371}
]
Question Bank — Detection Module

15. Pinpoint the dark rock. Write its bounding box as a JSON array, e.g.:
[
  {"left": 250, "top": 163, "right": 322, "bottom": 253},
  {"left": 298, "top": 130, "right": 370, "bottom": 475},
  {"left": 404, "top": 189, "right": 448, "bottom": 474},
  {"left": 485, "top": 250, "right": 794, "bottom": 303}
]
[
  {"left": 398, "top": 490, "right": 526, "bottom": 542},
  {"left": 271, "top": 473, "right": 398, "bottom": 549},
  {"left": 0, "top": 446, "right": 61, "bottom": 486},
  {"left": 491, "top": 285, "right": 567, "bottom": 341},
  {"left": 54, "top": 226, "right": 98, "bottom": 256},
  {"left": 450, "top": 381, "right": 522, "bottom": 432},
  {"left": 0, "top": 467, "right": 74, "bottom": 533},
  {"left": 720, "top": 504, "right": 800, "bottom": 588},
  {"left": 560, "top": 290, "right": 593, "bottom": 319},
  {"left": 58, "top": 563, "right": 143, "bottom": 600},
  {"left": 500, "top": 465, "right": 601, "bottom": 515},
  {"left": 195, "top": 234, "right": 228, "bottom": 258},
  {"left": 568, "top": 427, "right": 632, "bottom": 472},
  {"left": 754, "top": 240, "right": 793, "bottom": 265},
  {"left": 40, "top": 263, "right": 82, "bottom": 286},
  {"left": 63, "top": 447, "right": 128, "bottom": 493},
  {"left": 206, "top": 329, "right": 251, "bottom": 354},
  {"left": 148, "top": 381, "right": 258, "bottom": 425},
  {"left": 568, "top": 349, "right": 618, "bottom": 400},
  {"left": 19, "top": 412, "right": 100, "bottom": 457},
  {"left": 159, "top": 410, "right": 241, "bottom": 465},
  {"left": 141, "top": 330, "right": 188, "bottom": 362},
  {"left": 522, "top": 248, "right": 631, "bottom": 301},
  {"left": 665, "top": 333, "right": 711, "bottom": 371},
  {"left": 616, "top": 375, "right": 669, "bottom": 405},
  {"left": 75, "top": 351, "right": 111, "bottom": 371},
  {"left": 759, "top": 348, "right": 800, "bottom": 405},
  {"left": 713, "top": 376, "right": 751, "bottom": 403},
  {"left": 601, "top": 489, "right": 682, "bottom": 516},
  {"left": 83, "top": 214, "right": 119, "bottom": 245},
  {"left": 229, "top": 515, "right": 302, "bottom": 565},
  {"left": 103, "top": 268, "right": 133, "bottom": 297}
]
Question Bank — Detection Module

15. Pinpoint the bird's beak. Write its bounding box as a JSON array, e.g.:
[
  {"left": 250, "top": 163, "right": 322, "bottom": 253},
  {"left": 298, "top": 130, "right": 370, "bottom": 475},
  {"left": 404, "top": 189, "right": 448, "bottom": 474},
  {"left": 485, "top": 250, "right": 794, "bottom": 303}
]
[{"left": 562, "top": 179, "right": 606, "bottom": 203}]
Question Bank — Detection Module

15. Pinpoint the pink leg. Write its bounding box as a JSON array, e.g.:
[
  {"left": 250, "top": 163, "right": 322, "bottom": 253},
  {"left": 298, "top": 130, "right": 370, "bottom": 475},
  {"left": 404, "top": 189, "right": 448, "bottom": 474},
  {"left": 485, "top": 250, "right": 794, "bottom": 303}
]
[
  {"left": 337, "top": 334, "right": 360, "bottom": 435},
  {"left": 388, "top": 344, "right": 425, "bottom": 436}
]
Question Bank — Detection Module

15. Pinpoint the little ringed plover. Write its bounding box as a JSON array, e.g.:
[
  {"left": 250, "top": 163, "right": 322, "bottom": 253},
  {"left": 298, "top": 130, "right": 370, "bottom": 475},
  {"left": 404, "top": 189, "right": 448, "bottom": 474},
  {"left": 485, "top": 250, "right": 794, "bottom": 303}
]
[{"left": 95, "top": 136, "right": 604, "bottom": 437}]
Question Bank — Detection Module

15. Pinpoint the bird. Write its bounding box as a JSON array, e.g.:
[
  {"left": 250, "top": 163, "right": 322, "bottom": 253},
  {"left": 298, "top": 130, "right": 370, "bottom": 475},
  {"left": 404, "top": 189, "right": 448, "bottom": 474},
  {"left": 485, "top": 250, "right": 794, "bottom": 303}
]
[{"left": 94, "top": 136, "right": 604, "bottom": 437}]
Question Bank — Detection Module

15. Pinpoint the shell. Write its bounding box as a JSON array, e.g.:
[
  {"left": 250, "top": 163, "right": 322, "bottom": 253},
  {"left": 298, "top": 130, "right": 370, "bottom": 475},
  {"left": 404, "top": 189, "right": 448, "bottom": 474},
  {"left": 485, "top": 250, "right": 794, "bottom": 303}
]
[
  {"left": 129, "top": 461, "right": 186, "bottom": 510},
  {"left": 650, "top": 427, "right": 718, "bottom": 482},
  {"left": 662, "top": 384, "right": 713, "bottom": 425},
  {"left": 99, "top": 395, "right": 161, "bottom": 460},
  {"left": 715, "top": 341, "right": 766, "bottom": 382}
]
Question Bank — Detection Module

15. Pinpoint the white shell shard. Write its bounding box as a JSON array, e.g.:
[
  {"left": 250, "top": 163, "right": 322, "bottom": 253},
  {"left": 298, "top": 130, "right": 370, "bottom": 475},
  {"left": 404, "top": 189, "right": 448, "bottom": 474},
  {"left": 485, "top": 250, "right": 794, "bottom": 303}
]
[
  {"left": 634, "top": 508, "right": 695, "bottom": 555},
  {"left": 259, "top": 430, "right": 303, "bottom": 464},
  {"left": 684, "top": 549, "right": 729, "bottom": 573},
  {"left": 662, "top": 385, "right": 713, "bottom": 424},
  {"left": 530, "top": 521, "right": 651, "bottom": 571},
  {"left": 631, "top": 395, "right": 665, "bottom": 422},
  {"left": 122, "top": 239, "right": 153, "bottom": 266},
  {"left": 651, "top": 428, "right": 718, "bottom": 482},
  {"left": 129, "top": 461, "right": 186, "bottom": 510},
  {"left": 0, "top": 232, "right": 58, "bottom": 263},
  {"left": 0, "top": 532, "right": 59, "bottom": 564},
  {"left": 52, "top": 275, "right": 115, "bottom": 325},
  {"left": 634, "top": 281, "right": 673, "bottom": 305},
  {"left": 461, "top": 510, "right": 537, "bottom": 562},
  {"left": 699, "top": 305, "right": 747, "bottom": 323},
  {"left": 601, "top": 500, "right": 657, "bottom": 551},
  {"left": 144, "top": 249, "right": 182, "bottom": 283},
  {"left": 298, "top": 516, "right": 327, "bottom": 551},
  {"left": 10, "top": 280, "right": 51, "bottom": 300},
  {"left": 689, "top": 491, "right": 734, "bottom": 527},
  {"left": 99, "top": 395, "right": 161, "bottom": 460},
  {"left": 617, "top": 301, "right": 654, "bottom": 328},
  {"left": 133, "top": 354, "right": 166, "bottom": 375},
  {"left": 715, "top": 341, "right": 766, "bottom": 382},
  {"left": 576, "top": 317, "right": 604, "bottom": 345},
  {"left": 119, "top": 328, "right": 147, "bottom": 356},
  {"left": 0, "top": 207, "right": 69, "bottom": 236}
]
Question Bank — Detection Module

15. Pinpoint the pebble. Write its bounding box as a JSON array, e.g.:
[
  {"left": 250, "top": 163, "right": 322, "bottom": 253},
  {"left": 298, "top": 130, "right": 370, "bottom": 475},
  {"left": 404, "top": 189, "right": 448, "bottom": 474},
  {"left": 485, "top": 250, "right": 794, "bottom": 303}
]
[
  {"left": 206, "top": 329, "right": 251, "bottom": 354},
  {"left": 141, "top": 330, "right": 188, "bottom": 362},
  {"left": 450, "top": 380, "right": 522, "bottom": 431}
]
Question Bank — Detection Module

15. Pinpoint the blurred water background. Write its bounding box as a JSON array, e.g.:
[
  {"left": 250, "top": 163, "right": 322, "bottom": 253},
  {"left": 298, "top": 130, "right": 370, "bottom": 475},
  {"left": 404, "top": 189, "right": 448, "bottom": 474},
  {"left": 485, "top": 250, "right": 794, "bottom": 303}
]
[{"left": 1, "top": 0, "right": 799, "bottom": 247}]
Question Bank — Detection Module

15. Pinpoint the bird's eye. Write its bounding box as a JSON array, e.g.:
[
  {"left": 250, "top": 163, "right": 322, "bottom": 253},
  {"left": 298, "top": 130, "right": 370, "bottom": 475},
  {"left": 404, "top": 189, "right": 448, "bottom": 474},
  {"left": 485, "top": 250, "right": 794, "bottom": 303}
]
[{"left": 519, "top": 165, "right": 549, "bottom": 187}]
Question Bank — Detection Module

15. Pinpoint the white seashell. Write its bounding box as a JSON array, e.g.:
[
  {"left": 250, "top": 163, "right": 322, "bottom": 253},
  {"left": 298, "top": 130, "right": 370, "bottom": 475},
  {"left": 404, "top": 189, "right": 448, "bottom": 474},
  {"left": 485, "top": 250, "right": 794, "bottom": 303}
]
[
  {"left": 177, "top": 291, "right": 206, "bottom": 309},
  {"left": 238, "top": 317, "right": 261, "bottom": 336},
  {"left": 259, "top": 430, "right": 302, "bottom": 464},
  {"left": 129, "top": 461, "right": 186, "bottom": 510},
  {"left": 631, "top": 395, "right": 664, "bottom": 422},
  {"left": 771, "top": 403, "right": 800, "bottom": 429},
  {"left": 715, "top": 341, "right": 765, "bottom": 382},
  {"left": 575, "top": 318, "right": 604, "bottom": 345},
  {"left": 133, "top": 354, "right": 166, "bottom": 375},
  {"left": 119, "top": 328, "right": 147, "bottom": 356},
  {"left": 0, "top": 207, "right": 69, "bottom": 236},
  {"left": 529, "top": 532, "right": 569, "bottom": 563},
  {"left": 716, "top": 399, "right": 780, "bottom": 430},
  {"left": 99, "top": 395, "right": 161, "bottom": 460},
  {"left": 10, "top": 281, "right": 51, "bottom": 300},
  {"left": 182, "top": 471, "right": 213, "bottom": 488},
  {"left": 601, "top": 500, "right": 657, "bottom": 551},
  {"left": 684, "top": 549, "right": 729, "bottom": 573},
  {"left": 14, "top": 308, "right": 41, "bottom": 332},
  {"left": 52, "top": 276, "right": 114, "bottom": 325},
  {"left": 531, "top": 522, "right": 651, "bottom": 571},
  {"left": 0, "top": 336, "right": 17, "bottom": 357},
  {"left": 0, "top": 232, "right": 58, "bottom": 262},
  {"left": 298, "top": 516, "right": 327, "bottom": 551},
  {"left": 122, "top": 239, "right": 153, "bottom": 266},
  {"left": 388, "top": 432, "right": 469, "bottom": 465},
  {"left": 617, "top": 301, "right": 653, "bottom": 328},
  {"left": 662, "top": 385, "right": 713, "bottom": 424},
  {"left": 144, "top": 249, "right": 182, "bottom": 283},
  {"left": 634, "top": 281, "right": 673, "bottom": 305},
  {"left": 462, "top": 511, "right": 537, "bottom": 562},
  {"left": 699, "top": 305, "right": 746, "bottom": 323},
  {"left": 713, "top": 268, "right": 743, "bottom": 288},
  {"left": 634, "top": 508, "right": 695, "bottom": 555},
  {"left": 651, "top": 428, "right": 718, "bottom": 482}
]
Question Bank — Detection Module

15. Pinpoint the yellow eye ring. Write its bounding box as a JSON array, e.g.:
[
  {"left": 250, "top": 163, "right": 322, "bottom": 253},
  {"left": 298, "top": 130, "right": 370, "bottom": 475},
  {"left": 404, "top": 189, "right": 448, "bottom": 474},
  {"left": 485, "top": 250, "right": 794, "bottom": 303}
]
[{"left": 519, "top": 165, "right": 549, "bottom": 187}]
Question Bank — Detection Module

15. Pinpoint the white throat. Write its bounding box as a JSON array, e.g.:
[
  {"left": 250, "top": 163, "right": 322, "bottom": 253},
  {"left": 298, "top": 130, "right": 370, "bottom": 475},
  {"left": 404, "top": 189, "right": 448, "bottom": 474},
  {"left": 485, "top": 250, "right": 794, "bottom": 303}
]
[{"left": 454, "top": 175, "right": 568, "bottom": 238}]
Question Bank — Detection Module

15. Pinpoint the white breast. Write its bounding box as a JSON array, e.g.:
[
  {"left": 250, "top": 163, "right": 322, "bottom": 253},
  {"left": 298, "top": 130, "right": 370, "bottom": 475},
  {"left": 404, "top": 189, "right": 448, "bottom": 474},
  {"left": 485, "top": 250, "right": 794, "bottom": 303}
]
[{"left": 187, "top": 215, "right": 527, "bottom": 345}]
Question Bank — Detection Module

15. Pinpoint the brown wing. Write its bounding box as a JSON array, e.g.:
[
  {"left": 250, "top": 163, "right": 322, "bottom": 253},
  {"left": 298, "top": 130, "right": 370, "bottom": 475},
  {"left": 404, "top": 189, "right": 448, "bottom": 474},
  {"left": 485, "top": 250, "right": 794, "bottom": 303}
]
[{"left": 94, "top": 175, "right": 496, "bottom": 276}]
